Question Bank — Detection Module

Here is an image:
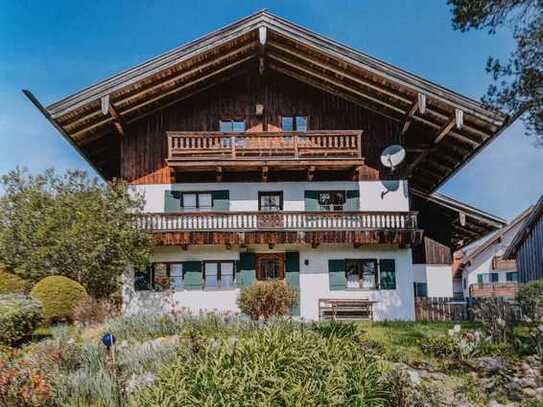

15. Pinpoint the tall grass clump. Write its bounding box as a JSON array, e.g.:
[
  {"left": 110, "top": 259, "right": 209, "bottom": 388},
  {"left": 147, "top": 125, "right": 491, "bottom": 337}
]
[{"left": 138, "top": 320, "right": 393, "bottom": 406}]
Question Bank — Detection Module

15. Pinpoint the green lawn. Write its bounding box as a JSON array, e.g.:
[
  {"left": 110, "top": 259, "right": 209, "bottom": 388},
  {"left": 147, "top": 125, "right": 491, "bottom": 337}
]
[{"left": 358, "top": 320, "right": 480, "bottom": 364}]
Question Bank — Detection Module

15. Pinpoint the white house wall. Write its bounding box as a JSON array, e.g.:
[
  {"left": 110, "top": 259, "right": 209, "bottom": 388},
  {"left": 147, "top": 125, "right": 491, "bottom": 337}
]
[
  {"left": 122, "top": 244, "right": 415, "bottom": 321},
  {"left": 412, "top": 264, "right": 453, "bottom": 297},
  {"left": 129, "top": 180, "right": 409, "bottom": 213}
]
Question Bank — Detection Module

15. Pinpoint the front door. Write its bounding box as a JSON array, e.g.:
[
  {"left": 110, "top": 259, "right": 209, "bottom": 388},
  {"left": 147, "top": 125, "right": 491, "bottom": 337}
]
[{"left": 256, "top": 253, "right": 285, "bottom": 280}]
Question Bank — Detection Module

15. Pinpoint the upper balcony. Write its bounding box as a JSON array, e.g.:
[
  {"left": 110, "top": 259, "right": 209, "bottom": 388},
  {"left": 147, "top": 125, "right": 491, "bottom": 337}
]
[
  {"left": 136, "top": 210, "right": 422, "bottom": 248},
  {"left": 166, "top": 130, "right": 366, "bottom": 179}
]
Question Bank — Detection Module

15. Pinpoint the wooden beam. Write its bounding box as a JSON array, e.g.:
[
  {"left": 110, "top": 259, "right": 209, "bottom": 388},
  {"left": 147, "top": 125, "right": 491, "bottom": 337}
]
[
  {"left": 268, "top": 52, "right": 405, "bottom": 116},
  {"left": 64, "top": 42, "right": 257, "bottom": 131},
  {"left": 261, "top": 165, "right": 268, "bottom": 182},
  {"left": 216, "top": 166, "right": 223, "bottom": 182},
  {"left": 108, "top": 103, "right": 126, "bottom": 137},
  {"left": 400, "top": 98, "right": 419, "bottom": 135},
  {"left": 267, "top": 41, "right": 492, "bottom": 140},
  {"left": 269, "top": 63, "right": 401, "bottom": 123},
  {"left": 71, "top": 55, "right": 255, "bottom": 139},
  {"left": 307, "top": 165, "right": 315, "bottom": 181}
]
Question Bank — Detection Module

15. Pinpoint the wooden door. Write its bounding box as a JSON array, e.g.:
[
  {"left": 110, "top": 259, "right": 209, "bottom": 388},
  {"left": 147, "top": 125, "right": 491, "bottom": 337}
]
[{"left": 256, "top": 253, "right": 285, "bottom": 280}]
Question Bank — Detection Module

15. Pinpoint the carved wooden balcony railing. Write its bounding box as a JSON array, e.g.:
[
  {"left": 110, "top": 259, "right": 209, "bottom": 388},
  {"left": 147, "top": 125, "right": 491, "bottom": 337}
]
[
  {"left": 136, "top": 211, "right": 418, "bottom": 232},
  {"left": 166, "top": 130, "right": 363, "bottom": 162}
]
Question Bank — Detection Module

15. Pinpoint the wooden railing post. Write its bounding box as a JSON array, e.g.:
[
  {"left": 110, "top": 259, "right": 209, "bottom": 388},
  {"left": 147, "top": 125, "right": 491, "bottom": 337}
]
[{"left": 231, "top": 135, "right": 236, "bottom": 159}]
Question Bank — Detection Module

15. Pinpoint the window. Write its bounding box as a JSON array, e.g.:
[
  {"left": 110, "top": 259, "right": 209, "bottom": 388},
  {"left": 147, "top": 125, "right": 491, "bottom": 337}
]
[
  {"left": 318, "top": 191, "right": 345, "bottom": 211},
  {"left": 259, "top": 191, "right": 283, "bottom": 212},
  {"left": 204, "top": 261, "right": 236, "bottom": 289},
  {"left": 477, "top": 272, "right": 500, "bottom": 284},
  {"left": 181, "top": 192, "right": 213, "bottom": 211},
  {"left": 170, "top": 264, "right": 183, "bottom": 290},
  {"left": 506, "top": 272, "right": 518, "bottom": 282},
  {"left": 220, "top": 120, "right": 245, "bottom": 132},
  {"left": 345, "top": 259, "right": 377, "bottom": 289},
  {"left": 135, "top": 263, "right": 185, "bottom": 291},
  {"left": 281, "top": 116, "right": 308, "bottom": 131},
  {"left": 414, "top": 282, "right": 428, "bottom": 297}
]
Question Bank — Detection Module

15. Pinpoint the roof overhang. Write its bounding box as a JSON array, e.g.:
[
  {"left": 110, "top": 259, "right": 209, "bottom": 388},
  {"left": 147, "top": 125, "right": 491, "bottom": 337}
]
[
  {"left": 24, "top": 10, "right": 516, "bottom": 191},
  {"left": 412, "top": 189, "right": 507, "bottom": 248}
]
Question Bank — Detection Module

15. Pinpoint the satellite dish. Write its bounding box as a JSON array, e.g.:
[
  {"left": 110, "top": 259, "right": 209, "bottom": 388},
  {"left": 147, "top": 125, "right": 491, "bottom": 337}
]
[{"left": 380, "top": 144, "right": 406, "bottom": 172}]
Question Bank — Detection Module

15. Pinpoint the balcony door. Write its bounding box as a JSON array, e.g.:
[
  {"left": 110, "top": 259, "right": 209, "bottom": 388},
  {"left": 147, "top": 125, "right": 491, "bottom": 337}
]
[{"left": 256, "top": 253, "right": 285, "bottom": 281}]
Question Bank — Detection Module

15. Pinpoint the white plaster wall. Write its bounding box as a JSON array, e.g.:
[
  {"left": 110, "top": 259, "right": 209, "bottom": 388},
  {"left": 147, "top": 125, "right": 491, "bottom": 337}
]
[
  {"left": 123, "top": 244, "right": 415, "bottom": 321},
  {"left": 412, "top": 264, "right": 454, "bottom": 298},
  {"left": 129, "top": 180, "right": 409, "bottom": 213}
]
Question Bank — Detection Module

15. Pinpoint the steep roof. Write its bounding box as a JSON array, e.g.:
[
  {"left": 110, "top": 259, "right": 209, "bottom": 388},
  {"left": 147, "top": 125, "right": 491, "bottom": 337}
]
[
  {"left": 457, "top": 206, "right": 532, "bottom": 270},
  {"left": 505, "top": 195, "right": 543, "bottom": 259},
  {"left": 24, "top": 10, "right": 516, "bottom": 193}
]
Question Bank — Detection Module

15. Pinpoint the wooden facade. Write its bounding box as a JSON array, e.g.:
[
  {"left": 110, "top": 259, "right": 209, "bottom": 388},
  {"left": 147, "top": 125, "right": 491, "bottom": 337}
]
[
  {"left": 120, "top": 71, "right": 397, "bottom": 184},
  {"left": 505, "top": 196, "right": 543, "bottom": 283}
]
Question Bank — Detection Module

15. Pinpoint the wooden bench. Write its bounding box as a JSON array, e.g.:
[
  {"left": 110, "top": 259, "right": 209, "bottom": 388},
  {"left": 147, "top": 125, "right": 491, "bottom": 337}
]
[{"left": 319, "top": 299, "right": 377, "bottom": 321}]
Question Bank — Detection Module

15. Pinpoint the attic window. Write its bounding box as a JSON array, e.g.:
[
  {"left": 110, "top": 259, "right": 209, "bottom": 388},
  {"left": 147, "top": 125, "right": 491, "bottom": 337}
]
[
  {"left": 281, "top": 116, "right": 308, "bottom": 132},
  {"left": 220, "top": 120, "right": 245, "bottom": 132}
]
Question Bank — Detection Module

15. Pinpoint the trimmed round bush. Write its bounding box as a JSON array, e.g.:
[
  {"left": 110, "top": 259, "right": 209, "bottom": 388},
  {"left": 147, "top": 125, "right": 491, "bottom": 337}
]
[
  {"left": 0, "top": 294, "right": 43, "bottom": 345},
  {"left": 0, "top": 268, "right": 30, "bottom": 294},
  {"left": 31, "top": 276, "right": 87, "bottom": 322},
  {"left": 237, "top": 280, "right": 298, "bottom": 320}
]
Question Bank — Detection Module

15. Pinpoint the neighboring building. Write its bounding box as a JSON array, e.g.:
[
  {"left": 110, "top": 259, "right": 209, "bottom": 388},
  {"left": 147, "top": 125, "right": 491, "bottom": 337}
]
[
  {"left": 411, "top": 192, "right": 507, "bottom": 298},
  {"left": 453, "top": 208, "right": 532, "bottom": 298},
  {"left": 26, "top": 11, "right": 512, "bottom": 320},
  {"left": 505, "top": 195, "right": 543, "bottom": 283}
]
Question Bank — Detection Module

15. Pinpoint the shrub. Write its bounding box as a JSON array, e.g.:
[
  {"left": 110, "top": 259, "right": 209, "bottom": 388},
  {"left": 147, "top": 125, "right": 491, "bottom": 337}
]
[
  {"left": 471, "top": 297, "right": 517, "bottom": 342},
  {"left": 420, "top": 326, "right": 483, "bottom": 360},
  {"left": 0, "top": 347, "right": 53, "bottom": 407},
  {"left": 0, "top": 294, "right": 43, "bottom": 345},
  {"left": 137, "top": 321, "right": 392, "bottom": 406},
  {"left": 516, "top": 279, "right": 543, "bottom": 321},
  {"left": 30, "top": 276, "right": 87, "bottom": 322},
  {"left": 0, "top": 269, "right": 30, "bottom": 294},
  {"left": 237, "top": 280, "right": 298, "bottom": 320},
  {"left": 73, "top": 296, "right": 118, "bottom": 324}
]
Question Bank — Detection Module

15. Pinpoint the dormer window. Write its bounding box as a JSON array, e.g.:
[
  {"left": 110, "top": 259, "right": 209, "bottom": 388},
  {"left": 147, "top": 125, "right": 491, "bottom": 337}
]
[
  {"left": 220, "top": 120, "right": 245, "bottom": 132},
  {"left": 281, "top": 116, "right": 308, "bottom": 132}
]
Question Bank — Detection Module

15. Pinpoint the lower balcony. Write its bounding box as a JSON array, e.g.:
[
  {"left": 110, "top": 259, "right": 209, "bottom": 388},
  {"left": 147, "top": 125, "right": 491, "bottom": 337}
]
[
  {"left": 136, "top": 211, "right": 422, "bottom": 248},
  {"left": 469, "top": 282, "right": 518, "bottom": 298}
]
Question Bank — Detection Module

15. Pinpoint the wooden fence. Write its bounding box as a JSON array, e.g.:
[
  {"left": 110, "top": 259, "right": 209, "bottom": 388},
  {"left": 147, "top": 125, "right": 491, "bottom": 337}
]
[{"left": 414, "top": 297, "right": 522, "bottom": 321}]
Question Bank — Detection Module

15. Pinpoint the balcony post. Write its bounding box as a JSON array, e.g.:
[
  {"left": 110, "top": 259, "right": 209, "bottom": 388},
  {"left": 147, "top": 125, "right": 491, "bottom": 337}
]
[
  {"left": 294, "top": 135, "right": 299, "bottom": 158},
  {"left": 231, "top": 135, "right": 236, "bottom": 159},
  {"left": 357, "top": 131, "right": 362, "bottom": 158},
  {"left": 167, "top": 136, "right": 173, "bottom": 160}
]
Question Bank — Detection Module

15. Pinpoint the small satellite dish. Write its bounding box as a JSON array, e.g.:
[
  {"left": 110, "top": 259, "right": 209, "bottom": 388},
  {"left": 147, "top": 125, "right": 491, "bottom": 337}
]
[{"left": 380, "top": 145, "right": 406, "bottom": 172}]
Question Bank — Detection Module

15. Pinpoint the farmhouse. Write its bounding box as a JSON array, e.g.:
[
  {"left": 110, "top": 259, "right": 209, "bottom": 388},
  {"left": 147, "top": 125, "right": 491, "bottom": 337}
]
[{"left": 26, "top": 11, "right": 514, "bottom": 320}]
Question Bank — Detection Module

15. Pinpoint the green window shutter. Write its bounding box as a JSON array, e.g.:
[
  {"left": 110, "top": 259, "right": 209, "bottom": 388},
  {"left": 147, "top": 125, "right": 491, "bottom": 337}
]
[
  {"left": 285, "top": 252, "right": 300, "bottom": 316},
  {"left": 183, "top": 261, "right": 202, "bottom": 290},
  {"left": 285, "top": 252, "right": 300, "bottom": 273},
  {"left": 328, "top": 259, "right": 346, "bottom": 290},
  {"left": 345, "top": 190, "right": 360, "bottom": 211},
  {"left": 236, "top": 253, "right": 256, "bottom": 289},
  {"left": 379, "top": 259, "right": 396, "bottom": 290},
  {"left": 477, "top": 274, "right": 483, "bottom": 284},
  {"left": 414, "top": 282, "right": 428, "bottom": 297},
  {"left": 304, "top": 191, "right": 320, "bottom": 211},
  {"left": 506, "top": 272, "right": 518, "bottom": 282},
  {"left": 491, "top": 272, "right": 499, "bottom": 283},
  {"left": 164, "top": 190, "right": 181, "bottom": 212},
  {"left": 212, "top": 190, "right": 230, "bottom": 211}
]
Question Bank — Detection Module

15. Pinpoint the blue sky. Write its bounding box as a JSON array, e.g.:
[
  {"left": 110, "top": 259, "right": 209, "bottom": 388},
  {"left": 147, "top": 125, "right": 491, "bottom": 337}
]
[{"left": 1, "top": 0, "right": 541, "bottom": 220}]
